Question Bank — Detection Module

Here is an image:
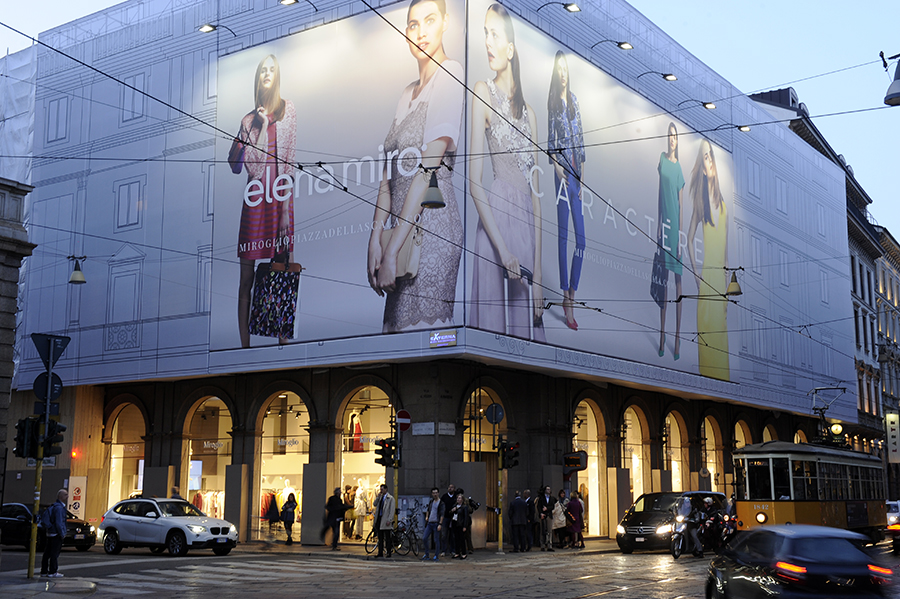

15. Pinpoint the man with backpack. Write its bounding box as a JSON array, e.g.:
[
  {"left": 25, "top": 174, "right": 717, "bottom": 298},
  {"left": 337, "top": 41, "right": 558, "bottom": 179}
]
[{"left": 41, "top": 489, "right": 68, "bottom": 577}]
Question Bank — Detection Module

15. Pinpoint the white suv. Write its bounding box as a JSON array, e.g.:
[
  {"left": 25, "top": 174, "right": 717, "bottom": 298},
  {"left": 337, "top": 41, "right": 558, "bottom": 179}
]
[{"left": 99, "top": 498, "right": 238, "bottom": 556}]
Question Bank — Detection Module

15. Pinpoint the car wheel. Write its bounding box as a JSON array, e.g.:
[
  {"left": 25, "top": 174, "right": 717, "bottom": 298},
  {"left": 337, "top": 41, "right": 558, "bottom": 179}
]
[
  {"left": 619, "top": 546, "right": 633, "bottom": 555},
  {"left": 166, "top": 530, "right": 188, "bottom": 557},
  {"left": 212, "top": 546, "right": 232, "bottom": 556},
  {"left": 103, "top": 530, "right": 123, "bottom": 555},
  {"left": 76, "top": 545, "right": 91, "bottom": 552},
  {"left": 706, "top": 575, "right": 726, "bottom": 599},
  {"left": 150, "top": 546, "right": 166, "bottom": 554}
]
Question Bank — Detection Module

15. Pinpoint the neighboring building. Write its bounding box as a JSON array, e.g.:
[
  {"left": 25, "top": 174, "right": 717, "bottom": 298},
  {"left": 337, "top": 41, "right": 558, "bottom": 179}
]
[
  {"left": 876, "top": 226, "right": 900, "bottom": 498},
  {"left": 5, "top": 0, "right": 859, "bottom": 544},
  {"left": 752, "top": 87, "right": 886, "bottom": 460}
]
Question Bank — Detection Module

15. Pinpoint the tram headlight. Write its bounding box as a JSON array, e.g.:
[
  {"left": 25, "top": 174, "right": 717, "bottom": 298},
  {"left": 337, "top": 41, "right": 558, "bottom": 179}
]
[
  {"left": 756, "top": 512, "right": 768, "bottom": 524},
  {"left": 656, "top": 523, "right": 672, "bottom": 535}
]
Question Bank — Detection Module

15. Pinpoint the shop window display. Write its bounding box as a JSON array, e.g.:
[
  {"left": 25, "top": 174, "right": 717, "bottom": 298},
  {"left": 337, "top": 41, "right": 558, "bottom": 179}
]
[
  {"left": 463, "top": 388, "right": 505, "bottom": 542},
  {"left": 107, "top": 404, "right": 146, "bottom": 509},
  {"left": 188, "top": 398, "right": 231, "bottom": 519},
  {"left": 573, "top": 401, "right": 604, "bottom": 537},
  {"left": 339, "top": 386, "right": 391, "bottom": 543},
  {"left": 623, "top": 407, "right": 645, "bottom": 499},
  {"left": 257, "top": 392, "right": 309, "bottom": 541},
  {"left": 665, "top": 413, "right": 685, "bottom": 492}
]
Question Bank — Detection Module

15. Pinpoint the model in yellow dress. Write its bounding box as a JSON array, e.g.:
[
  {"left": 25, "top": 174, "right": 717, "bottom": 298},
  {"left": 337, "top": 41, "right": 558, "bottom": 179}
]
[{"left": 687, "top": 139, "right": 730, "bottom": 381}]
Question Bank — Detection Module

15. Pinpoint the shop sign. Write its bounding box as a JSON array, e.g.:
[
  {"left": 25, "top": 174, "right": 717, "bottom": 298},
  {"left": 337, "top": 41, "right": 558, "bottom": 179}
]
[
  {"left": 278, "top": 438, "right": 300, "bottom": 447},
  {"left": 429, "top": 330, "right": 457, "bottom": 348},
  {"left": 889, "top": 412, "right": 900, "bottom": 463},
  {"left": 438, "top": 422, "right": 455, "bottom": 436},
  {"left": 412, "top": 422, "right": 434, "bottom": 436},
  {"left": 124, "top": 444, "right": 143, "bottom": 454}
]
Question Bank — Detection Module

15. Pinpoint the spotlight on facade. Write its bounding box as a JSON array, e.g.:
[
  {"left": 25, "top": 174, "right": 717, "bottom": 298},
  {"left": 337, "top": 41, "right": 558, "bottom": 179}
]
[{"left": 590, "top": 39, "right": 633, "bottom": 51}]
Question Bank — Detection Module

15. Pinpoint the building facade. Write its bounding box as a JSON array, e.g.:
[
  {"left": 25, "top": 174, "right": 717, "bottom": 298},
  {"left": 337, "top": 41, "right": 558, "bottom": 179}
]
[{"left": 5, "top": 0, "right": 860, "bottom": 543}]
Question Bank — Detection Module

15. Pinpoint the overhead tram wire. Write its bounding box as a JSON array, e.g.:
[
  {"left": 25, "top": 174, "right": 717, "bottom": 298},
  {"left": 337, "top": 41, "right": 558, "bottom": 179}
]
[{"left": 1, "top": 15, "right": 861, "bottom": 380}]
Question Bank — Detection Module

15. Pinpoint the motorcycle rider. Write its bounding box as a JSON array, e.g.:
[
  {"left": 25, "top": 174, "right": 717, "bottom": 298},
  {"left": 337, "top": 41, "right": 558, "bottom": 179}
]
[{"left": 689, "top": 497, "right": 717, "bottom": 558}]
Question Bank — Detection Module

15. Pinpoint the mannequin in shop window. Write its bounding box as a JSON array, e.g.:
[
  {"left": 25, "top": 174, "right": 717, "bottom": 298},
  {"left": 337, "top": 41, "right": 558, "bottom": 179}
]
[{"left": 348, "top": 413, "right": 364, "bottom": 452}]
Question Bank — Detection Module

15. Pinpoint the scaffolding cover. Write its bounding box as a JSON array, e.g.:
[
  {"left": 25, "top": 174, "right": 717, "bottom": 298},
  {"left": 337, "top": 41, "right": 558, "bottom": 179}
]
[{"left": 0, "top": 45, "right": 35, "bottom": 184}]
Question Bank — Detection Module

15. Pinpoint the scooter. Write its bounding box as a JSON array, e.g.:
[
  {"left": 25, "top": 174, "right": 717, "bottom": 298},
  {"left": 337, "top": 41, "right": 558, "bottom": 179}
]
[{"left": 670, "top": 513, "right": 689, "bottom": 559}]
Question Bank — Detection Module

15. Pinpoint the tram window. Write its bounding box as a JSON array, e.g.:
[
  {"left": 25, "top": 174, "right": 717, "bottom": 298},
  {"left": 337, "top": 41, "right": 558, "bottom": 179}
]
[
  {"left": 849, "top": 466, "right": 859, "bottom": 500},
  {"left": 734, "top": 460, "right": 748, "bottom": 500},
  {"left": 773, "top": 458, "right": 791, "bottom": 499},
  {"left": 747, "top": 458, "right": 773, "bottom": 500},
  {"left": 841, "top": 465, "right": 850, "bottom": 500},
  {"left": 792, "top": 460, "right": 817, "bottom": 501}
]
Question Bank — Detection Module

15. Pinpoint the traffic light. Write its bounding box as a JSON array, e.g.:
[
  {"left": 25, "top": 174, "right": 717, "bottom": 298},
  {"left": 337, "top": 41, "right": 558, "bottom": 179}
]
[
  {"left": 374, "top": 438, "right": 396, "bottom": 467},
  {"left": 502, "top": 441, "right": 520, "bottom": 469},
  {"left": 43, "top": 419, "right": 67, "bottom": 457},
  {"left": 13, "top": 418, "right": 36, "bottom": 458}
]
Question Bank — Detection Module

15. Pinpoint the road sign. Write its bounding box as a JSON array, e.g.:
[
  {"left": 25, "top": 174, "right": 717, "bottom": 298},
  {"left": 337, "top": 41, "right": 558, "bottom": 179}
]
[
  {"left": 30, "top": 334, "right": 70, "bottom": 370},
  {"left": 33, "top": 402, "right": 60, "bottom": 416},
  {"left": 396, "top": 409, "right": 411, "bottom": 431},
  {"left": 485, "top": 403, "right": 504, "bottom": 425},
  {"left": 33, "top": 372, "right": 63, "bottom": 402}
]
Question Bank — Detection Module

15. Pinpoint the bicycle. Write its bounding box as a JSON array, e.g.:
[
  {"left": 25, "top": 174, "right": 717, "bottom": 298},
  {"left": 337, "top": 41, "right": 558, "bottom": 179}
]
[{"left": 364, "top": 525, "right": 409, "bottom": 556}]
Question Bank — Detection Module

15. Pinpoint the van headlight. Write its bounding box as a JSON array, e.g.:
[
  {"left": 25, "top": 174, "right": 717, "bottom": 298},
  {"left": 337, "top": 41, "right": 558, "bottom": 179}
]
[
  {"left": 656, "top": 523, "right": 672, "bottom": 535},
  {"left": 616, "top": 524, "right": 626, "bottom": 535}
]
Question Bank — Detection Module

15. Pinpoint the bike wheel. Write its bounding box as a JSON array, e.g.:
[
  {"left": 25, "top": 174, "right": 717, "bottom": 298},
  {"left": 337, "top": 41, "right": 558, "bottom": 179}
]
[
  {"left": 407, "top": 531, "right": 419, "bottom": 556},
  {"left": 671, "top": 534, "right": 684, "bottom": 559},
  {"left": 395, "top": 530, "right": 412, "bottom": 556},
  {"left": 365, "top": 530, "right": 378, "bottom": 554}
]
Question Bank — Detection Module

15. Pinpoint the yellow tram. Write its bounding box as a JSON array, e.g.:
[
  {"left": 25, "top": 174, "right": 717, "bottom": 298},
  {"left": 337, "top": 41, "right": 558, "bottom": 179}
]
[{"left": 732, "top": 441, "right": 886, "bottom": 541}]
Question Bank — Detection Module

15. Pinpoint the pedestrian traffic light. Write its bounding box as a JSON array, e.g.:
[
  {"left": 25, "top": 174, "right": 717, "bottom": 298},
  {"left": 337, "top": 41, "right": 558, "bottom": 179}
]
[
  {"left": 374, "top": 437, "right": 396, "bottom": 467},
  {"left": 13, "top": 417, "right": 37, "bottom": 458},
  {"left": 43, "top": 419, "right": 67, "bottom": 457},
  {"left": 502, "top": 441, "right": 520, "bottom": 469}
]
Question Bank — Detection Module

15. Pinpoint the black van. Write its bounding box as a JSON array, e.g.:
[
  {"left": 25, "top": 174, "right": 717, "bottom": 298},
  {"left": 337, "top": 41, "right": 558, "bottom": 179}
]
[{"left": 615, "top": 491, "right": 726, "bottom": 554}]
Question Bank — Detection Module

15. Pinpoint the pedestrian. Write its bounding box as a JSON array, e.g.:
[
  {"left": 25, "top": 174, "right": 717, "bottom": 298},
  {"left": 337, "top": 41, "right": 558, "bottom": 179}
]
[
  {"left": 421, "top": 487, "right": 444, "bottom": 561},
  {"left": 567, "top": 491, "right": 585, "bottom": 548},
  {"left": 281, "top": 492, "right": 297, "bottom": 545},
  {"left": 374, "top": 484, "right": 395, "bottom": 558},
  {"left": 536, "top": 485, "right": 556, "bottom": 551},
  {"left": 40, "top": 488, "right": 68, "bottom": 578},
  {"left": 457, "top": 488, "right": 476, "bottom": 553},
  {"left": 321, "top": 487, "right": 352, "bottom": 550},
  {"left": 170, "top": 486, "right": 183, "bottom": 500},
  {"left": 553, "top": 489, "right": 568, "bottom": 548},
  {"left": 439, "top": 483, "right": 456, "bottom": 556},
  {"left": 449, "top": 492, "right": 469, "bottom": 559},
  {"left": 342, "top": 485, "right": 356, "bottom": 540},
  {"left": 509, "top": 490, "right": 527, "bottom": 552},
  {"left": 354, "top": 487, "right": 368, "bottom": 541},
  {"left": 523, "top": 488, "right": 536, "bottom": 551}
]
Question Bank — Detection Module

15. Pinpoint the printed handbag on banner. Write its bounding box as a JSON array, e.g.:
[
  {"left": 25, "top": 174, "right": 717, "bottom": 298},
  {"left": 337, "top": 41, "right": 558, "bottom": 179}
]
[
  {"left": 227, "top": 133, "right": 246, "bottom": 175},
  {"left": 380, "top": 223, "right": 423, "bottom": 281},
  {"left": 249, "top": 258, "right": 303, "bottom": 339},
  {"left": 650, "top": 248, "right": 669, "bottom": 309}
]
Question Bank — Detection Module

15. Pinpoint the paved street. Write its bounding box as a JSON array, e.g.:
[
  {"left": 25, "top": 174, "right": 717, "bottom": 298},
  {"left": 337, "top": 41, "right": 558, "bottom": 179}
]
[{"left": 2, "top": 540, "right": 900, "bottom": 598}]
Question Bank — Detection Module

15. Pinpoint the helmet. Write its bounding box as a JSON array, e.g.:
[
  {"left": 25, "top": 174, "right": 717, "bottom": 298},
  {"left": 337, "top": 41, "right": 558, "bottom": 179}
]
[{"left": 703, "top": 497, "right": 714, "bottom": 505}]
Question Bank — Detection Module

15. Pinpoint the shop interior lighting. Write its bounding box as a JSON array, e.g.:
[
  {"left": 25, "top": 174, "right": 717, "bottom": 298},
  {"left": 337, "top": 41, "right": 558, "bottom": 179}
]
[
  {"left": 537, "top": 2, "right": 581, "bottom": 12},
  {"left": 590, "top": 39, "right": 633, "bottom": 51}
]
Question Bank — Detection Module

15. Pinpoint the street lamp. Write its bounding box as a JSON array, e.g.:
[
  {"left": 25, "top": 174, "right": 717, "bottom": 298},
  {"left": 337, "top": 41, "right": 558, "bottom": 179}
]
[
  {"left": 419, "top": 162, "right": 452, "bottom": 209},
  {"left": 590, "top": 39, "right": 633, "bottom": 51},
  {"left": 537, "top": 2, "right": 581, "bottom": 12},
  {"left": 678, "top": 98, "right": 716, "bottom": 110},
  {"left": 674, "top": 267, "right": 742, "bottom": 303},
  {"left": 638, "top": 71, "right": 677, "bottom": 82},
  {"left": 198, "top": 23, "right": 237, "bottom": 36},
  {"left": 882, "top": 51, "right": 900, "bottom": 106},
  {"left": 67, "top": 255, "right": 86, "bottom": 285},
  {"left": 279, "top": 0, "right": 318, "bottom": 10}
]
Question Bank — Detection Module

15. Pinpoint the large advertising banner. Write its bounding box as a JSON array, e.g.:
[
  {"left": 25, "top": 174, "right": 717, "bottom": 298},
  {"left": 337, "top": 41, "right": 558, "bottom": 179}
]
[
  {"left": 465, "top": 0, "right": 736, "bottom": 380},
  {"left": 211, "top": 0, "right": 468, "bottom": 349}
]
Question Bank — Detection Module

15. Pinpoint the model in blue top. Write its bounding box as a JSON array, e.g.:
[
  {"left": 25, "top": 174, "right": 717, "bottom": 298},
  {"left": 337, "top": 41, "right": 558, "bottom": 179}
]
[
  {"left": 657, "top": 122, "right": 686, "bottom": 359},
  {"left": 547, "top": 51, "right": 585, "bottom": 331}
]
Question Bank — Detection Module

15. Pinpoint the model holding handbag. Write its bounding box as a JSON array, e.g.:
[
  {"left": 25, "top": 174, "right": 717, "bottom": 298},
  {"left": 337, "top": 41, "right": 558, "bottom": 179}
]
[
  {"left": 228, "top": 54, "right": 299, "bottom": 348},
  {"left": 655, "top": 122, "right": 685, "bottom": 360},
  {"left": 366, "top": 0, "right": 464, "bottom": 333}
]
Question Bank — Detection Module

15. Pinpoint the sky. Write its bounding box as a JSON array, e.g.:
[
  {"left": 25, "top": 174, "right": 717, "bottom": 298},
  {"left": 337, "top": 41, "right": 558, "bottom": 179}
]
[{"left": 2, "top": 0, "right": 899, "bottom": 233}]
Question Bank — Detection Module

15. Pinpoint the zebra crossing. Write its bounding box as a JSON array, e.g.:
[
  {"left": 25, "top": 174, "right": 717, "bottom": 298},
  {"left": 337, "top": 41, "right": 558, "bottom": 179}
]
[{"left": 77, "top": 557, "right": 405, "bottom": 596}]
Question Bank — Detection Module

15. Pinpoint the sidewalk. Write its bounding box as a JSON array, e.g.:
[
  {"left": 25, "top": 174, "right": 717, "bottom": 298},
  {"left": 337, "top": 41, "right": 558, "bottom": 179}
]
[{"left": 232, "top": 536, "right": 622, "bottom": 560}]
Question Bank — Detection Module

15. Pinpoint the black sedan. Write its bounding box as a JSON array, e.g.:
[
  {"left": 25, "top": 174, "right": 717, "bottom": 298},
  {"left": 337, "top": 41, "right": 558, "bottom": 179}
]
[
  {"left": 707, "top": 525, "right": 893, "bottom": 598},
  {"left": 616, "top": 491, "right": 725, "bottom": 554},
  {"left": 0, "top": 503, "right": 96, "bottom": 551}
]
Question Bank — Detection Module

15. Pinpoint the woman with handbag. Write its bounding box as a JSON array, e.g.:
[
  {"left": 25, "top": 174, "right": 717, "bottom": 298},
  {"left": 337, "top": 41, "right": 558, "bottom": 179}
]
[
  {"left": 547, "top": 51, "right": 585, "bottom": 331},
  {"left": 566, "top": 490, "right": 585, "bottom": 548},
  {"left": 656, "top": 122, "right": 685, "bottom": 359},
  {"left": 228, "top": 54, "right": 297, "bottom": 348},
  {"left": 366, "top": 0, "right": 464, "bottom": 333},
  {"left": 469, "top": 3, "right": 545, "bottom": 341}
]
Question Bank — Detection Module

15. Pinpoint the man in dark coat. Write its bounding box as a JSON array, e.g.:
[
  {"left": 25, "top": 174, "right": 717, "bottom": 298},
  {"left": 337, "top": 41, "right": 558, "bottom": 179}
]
[
  {"left": 523, "top": 488, "right": 536, "bottom": 551},
  {"left": 321, "top": 487, "right": 351, "bottom": 550},
  {"left": 508, "top": 490, "right": 527, "bottom": 552},
  {"left": 536, "top": 485, "right": 557, "bottom": 551},
  {"left": 439, "top": 483, "right": 456, "bottom": 556}
]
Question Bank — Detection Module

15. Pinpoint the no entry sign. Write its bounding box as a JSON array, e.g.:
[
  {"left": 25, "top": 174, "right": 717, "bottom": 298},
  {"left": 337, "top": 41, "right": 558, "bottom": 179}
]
[{"left": 396, "top": 409, "right": 411, "bottom": 431}]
